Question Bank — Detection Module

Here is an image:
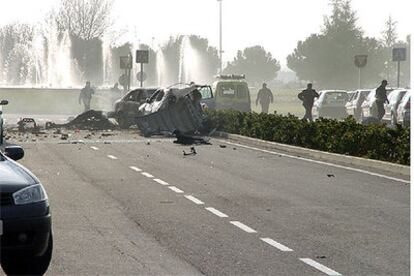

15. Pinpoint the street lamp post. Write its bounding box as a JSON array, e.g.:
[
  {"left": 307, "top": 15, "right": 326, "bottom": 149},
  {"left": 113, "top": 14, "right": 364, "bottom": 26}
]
[{"left": 218, "top": 0, "right": 223, "bottom": 73}]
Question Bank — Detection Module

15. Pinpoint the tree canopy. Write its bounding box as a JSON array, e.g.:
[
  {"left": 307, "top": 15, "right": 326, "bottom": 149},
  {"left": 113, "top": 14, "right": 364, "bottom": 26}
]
[{"left": 224, "top": 45, "right": 280, "bottom": 85}]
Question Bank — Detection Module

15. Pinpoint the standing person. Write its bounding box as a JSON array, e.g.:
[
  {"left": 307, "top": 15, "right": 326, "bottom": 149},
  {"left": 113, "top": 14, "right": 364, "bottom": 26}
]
[
  {"left": 298, "top": 83, "right": 319, "bottom": 121},
  {"left": 111, "top": 83, "right": 122, "bottom": 104},
  {"left": 79, "top": 81, "right": 95, "bottom": 112},
  {"left": 375, "top": 80, "right": 389, "bottom": 121},
  {"left": 255, "top": 83, "right": 274, "bottom": 113}
]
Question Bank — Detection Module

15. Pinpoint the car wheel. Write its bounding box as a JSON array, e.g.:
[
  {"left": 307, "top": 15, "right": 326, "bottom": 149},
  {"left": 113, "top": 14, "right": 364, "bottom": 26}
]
[
  {"left": 1, "top": 233, "right": 53, "bottom": 276},
  {"left": 117, "top": 114, "right": 131, "bottom": 129}
]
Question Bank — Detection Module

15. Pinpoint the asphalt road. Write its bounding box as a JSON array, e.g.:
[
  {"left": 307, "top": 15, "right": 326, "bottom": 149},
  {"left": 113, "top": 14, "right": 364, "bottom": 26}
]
[{"left": 2, "top": 132, "right": 409, "bottom": 275}]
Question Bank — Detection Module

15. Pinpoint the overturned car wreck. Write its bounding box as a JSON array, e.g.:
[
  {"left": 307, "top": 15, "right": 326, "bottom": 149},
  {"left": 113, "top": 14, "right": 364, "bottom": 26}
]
[{"left": 136, "top": 84, "right": 213, "bottom": 137}]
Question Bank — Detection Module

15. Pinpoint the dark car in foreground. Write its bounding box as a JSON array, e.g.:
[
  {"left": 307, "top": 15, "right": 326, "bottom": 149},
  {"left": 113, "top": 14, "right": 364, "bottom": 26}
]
[{"left": 0, "top": 146, "right": 52, "bottom": 275}]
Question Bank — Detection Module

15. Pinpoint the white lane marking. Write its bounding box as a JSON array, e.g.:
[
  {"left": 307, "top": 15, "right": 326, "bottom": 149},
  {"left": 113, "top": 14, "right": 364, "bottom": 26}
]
[
  {"left": 225, "top": 141, "right": 410, "bottom": 184},
  {"left": 154, "top": 178, "right": 169, "bottom": 186},
  {"left": 205, "top": 207, "right": 228, "bottom": 218},
  {"left": 168, "top": 186, "right": 184, "bottom": 193},
  {"left": 107, "top": 155, "right": 118, "bottom": 160},
  {"left": 185, "top": 195, "right": 205, "bottom": 205},
  {"left": 90, "top": 146, "right": 99, "bottom": 151},
  {"left": 260, "top": 238, "right": 293, "bottom": 252},
  {"left": 141, "top": 172, "right": 154, "bottom": 178},
  {"left": 230, "top": 221, "right": 257, "bottom": 233},
  {"left": 129, "top": 166, "right": 142, "bottom": 172},
  {"left": 299, "top": 258, "right": 341, "bottom": 276}
]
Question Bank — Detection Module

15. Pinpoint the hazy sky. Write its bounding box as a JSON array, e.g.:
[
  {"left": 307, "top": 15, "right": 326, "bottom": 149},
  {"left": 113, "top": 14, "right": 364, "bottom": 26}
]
[{"left": 0, "top": 0, "right": 412, "bottom": 69}]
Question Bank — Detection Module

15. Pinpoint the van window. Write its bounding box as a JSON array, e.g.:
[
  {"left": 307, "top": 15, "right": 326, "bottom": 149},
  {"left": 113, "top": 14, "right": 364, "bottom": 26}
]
[
  {"left": 324, "top": 92, "right": 348, "bottom": 104},
  {"left": 237, "top": 85, "right": 248, "bottom": 98},
  {"left": 218, "top": 83, "right": 236, "bottom": 98}
]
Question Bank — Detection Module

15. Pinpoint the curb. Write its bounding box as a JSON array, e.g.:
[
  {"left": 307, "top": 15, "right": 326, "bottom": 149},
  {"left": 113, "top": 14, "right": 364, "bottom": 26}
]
[{"left": 214, "top": 132, "right": 410, "bottom": 177}]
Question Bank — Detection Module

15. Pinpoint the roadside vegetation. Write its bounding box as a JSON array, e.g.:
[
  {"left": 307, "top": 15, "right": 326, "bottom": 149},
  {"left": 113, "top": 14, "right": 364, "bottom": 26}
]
[{"left": 206, "top": 110, "right": 410, "bottom": 165}]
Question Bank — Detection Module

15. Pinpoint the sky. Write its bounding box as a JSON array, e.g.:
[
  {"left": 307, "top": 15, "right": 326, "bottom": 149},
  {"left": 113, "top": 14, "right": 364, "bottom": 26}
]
[{"left": 0, "top": 0, "right": 412, "bottom": 70}]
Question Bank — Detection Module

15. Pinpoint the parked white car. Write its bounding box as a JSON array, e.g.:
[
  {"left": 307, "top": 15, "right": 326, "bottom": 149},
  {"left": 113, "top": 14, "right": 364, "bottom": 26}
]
[
  {"left": 361, "top": 88, "right": 394, "bottom": 119},
  {"left": 396, "top": 90, "right": 410, "bottom": 127},
  {"left": 312, "top": 90, "right": 348, "bottom": 119},
  {"left": 0, "top": 99, "right": 9, "bottom": 145},
  {"left": 383, "top": 89, "right": 408, "bottom": 125},
  {"left": 345, "top": 89, "right": 371, "bottom": 120}
]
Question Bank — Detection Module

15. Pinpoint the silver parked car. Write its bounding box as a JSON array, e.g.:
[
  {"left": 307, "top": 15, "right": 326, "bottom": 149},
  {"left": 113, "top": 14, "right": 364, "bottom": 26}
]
[
  {"left": 345, "top": 89, "right": 371, "bottom": 120},
  {"left": 312, "top": 90, "right": 348, "bottom": 119},
  {"left": 396, "top": 90, "right": 410, "bottom": 127},
  {"left": 361, "top": 88, "right": 394, "bottom": 119},
  {"left": 383, "top": 89, "right": 407, "bottom": 125}
]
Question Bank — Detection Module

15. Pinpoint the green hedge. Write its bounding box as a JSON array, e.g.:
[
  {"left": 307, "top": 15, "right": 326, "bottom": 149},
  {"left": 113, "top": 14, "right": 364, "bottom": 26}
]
[{"left": 206, "top": 110, "right": 410, "bottom": 165}]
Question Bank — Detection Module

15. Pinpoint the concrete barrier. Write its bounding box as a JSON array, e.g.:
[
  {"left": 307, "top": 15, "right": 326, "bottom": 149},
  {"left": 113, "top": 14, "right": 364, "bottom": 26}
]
[{"left": 215, "top": 131, "right": 410, "bottom": 177}]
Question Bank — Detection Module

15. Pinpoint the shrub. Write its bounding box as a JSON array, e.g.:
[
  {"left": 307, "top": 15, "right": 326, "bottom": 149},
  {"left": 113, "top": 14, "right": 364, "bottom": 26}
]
[{"left": 205, "top": 110, "right": 410, "bottom": 165}]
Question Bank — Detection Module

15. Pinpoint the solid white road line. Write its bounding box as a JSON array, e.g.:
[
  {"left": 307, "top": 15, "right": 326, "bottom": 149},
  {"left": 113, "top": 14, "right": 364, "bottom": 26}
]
[
  {"left": 225, "top": 141, "right": 410, "bottom": 184},
  {"left": 230, "top": 221, "right": 257, "bottom": 233},
  {"left": 107, "top": 155, "right": 118, "bottom": 160},
  {"left": 185, "top": 195, "right": 204, "bottom": 205},
  {"left": 129, "top": 166, "right": 142, "bottom": 172},
  {"left": 153, "top": 179, "right": 169, "bottom": 186},
  {"left": 168, "top": 186, "right": 184, "bottom": 193},
  {"left": 90, "top": 146, "right": 99, "bottom": 151},
  {"left": 260, "top": 238, "right": 293, "bottom": 252},
  {"left": 205, "top": 207, "right": 228, "bottom": 218},
  {"left": 299, "top": 258, "right": 342, "bottom": 276},
  {"left": 141, "top": 172, "right": 154, "bottom": 178}
]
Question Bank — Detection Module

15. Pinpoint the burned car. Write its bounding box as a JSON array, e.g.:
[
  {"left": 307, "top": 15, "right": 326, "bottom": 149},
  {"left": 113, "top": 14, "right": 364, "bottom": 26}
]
[
  {"left": 112, "top": 88, "right": 158, "bottom": 129},
  {"left": 136, "top": 84, "right": 213, "bottom": 137}
]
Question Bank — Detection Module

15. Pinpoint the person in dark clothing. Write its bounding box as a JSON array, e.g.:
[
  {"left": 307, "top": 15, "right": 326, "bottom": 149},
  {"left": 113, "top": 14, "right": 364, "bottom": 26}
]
[
  {"left": 256, "top": 83, "right": 274, "bottom": 113},
  {"left": 375, "top": 80, "right": 389, "bottom": 120},
  {"left": 79, "top": 81, "right": 95, "bottom": 112},
  {"left": 298, "top": 83, "right": 319, "bottom": 121}
]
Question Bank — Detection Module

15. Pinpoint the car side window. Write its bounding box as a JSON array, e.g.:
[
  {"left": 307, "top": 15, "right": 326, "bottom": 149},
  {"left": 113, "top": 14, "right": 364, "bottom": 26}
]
[{"left": 199, "top": 87, "right": 213, "bottom": 99}]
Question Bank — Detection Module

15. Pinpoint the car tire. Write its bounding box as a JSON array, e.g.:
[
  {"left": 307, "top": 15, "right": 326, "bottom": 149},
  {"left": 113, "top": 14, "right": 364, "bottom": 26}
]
[
  {"left": 117, "top": 114, "right": 131, "bottom": 129},
  {"left": 1, "top": 233, "right": 53, "bottom": 276}
]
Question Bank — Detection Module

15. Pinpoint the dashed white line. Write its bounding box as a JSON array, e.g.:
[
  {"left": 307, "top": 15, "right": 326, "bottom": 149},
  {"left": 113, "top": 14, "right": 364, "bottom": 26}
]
[
  {"left": 153, "top": 178, "right": 169, "bottom": 186},
  {"left": 230, "top": 221, "right": 257, "bottom": 233},
  {"left": 225, "top": 141, "right": 410, "bottom": 184},
  {"left": 185, "top": 195, "right": 204, "bottom": 205},
  {"left": 141, "top": 172, "right": 154, "bottom": 178},
  {"left": 260, "top": 238, "right": 293, "bottom": 252},
  {"left": 168, "top": 186, "right": 184, "bottom": 193},
  {"left": 129, "top": 166, "right": 142, "bottom": 172},
  {"left": 205, "top": 207, "right": 228, "bottom": 218},
  {"left": 107, "top": 155, "right": 118, "bottom": 160},
  {"left": 299, "top": 258, "right": 341, "bottom": 276},
  {"left": 90, "top": 146, "right": 99, "bottom": 151}
]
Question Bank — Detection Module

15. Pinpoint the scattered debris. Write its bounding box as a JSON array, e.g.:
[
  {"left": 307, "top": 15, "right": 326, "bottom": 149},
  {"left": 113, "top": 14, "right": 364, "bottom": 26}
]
[
  {"left": 46, "top": 110, "right": 116, "bottom": 130},
  {"left": 173, "top": 129, "right": 211, "bottom": 145},
  {"left": 219, "top": 145, "right": 227, "bottom": 148},
  {"left": 316, "top": 255, "right": 327, "bottom": 259},
  {"left": 327, "top": 174, "right": 335, "bottom": 178},
  {"left": 17, "top": 118, "right": 41, "bottom": 133},
  {"left": 183, "top": 147, "right": 197, "bottom": 156}
]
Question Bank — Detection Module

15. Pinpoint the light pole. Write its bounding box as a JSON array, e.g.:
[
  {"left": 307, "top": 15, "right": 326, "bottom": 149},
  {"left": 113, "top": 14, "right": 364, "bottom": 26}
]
[{"left": 217, "top": 0, "right": 223, "bottom": 74}]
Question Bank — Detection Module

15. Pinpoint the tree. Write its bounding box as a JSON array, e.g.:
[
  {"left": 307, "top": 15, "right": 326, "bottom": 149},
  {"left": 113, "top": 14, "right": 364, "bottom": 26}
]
[
  {"left": 55, "top": 0, "right": 113, "bottom": 40},
  {"left": 287, "top": 0, "right": 384, "bottom": 89},
  {"left": 223, "top": 46, "right": 280, "bottom": 85},
  {"left": 381, "top": 16, "right": 398, "bottom": 48}
]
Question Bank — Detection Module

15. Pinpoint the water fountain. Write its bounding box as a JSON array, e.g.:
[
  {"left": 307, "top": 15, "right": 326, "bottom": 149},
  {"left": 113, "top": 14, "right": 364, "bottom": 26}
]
[{"left": 178, "top": 36, "right": 206, "bottom": 84}]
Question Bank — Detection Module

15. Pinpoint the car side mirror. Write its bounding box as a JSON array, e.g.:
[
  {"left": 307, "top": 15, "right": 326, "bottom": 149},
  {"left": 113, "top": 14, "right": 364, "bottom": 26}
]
[
  {"left": 4, "top": 146, "right": 25, "bottom": 161},
  {"left": 0, "top": 100, "right": 9, "bottom": 105}
]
